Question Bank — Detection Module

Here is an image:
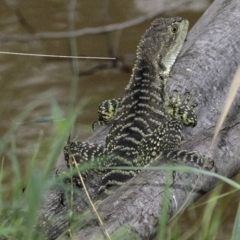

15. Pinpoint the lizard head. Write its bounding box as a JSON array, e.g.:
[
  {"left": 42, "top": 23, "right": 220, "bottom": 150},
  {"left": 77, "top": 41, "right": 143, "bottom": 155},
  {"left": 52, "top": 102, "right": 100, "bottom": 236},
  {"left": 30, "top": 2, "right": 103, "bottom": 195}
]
[{"left": 137, "top": 17, "right": 189, "bottom": 78}]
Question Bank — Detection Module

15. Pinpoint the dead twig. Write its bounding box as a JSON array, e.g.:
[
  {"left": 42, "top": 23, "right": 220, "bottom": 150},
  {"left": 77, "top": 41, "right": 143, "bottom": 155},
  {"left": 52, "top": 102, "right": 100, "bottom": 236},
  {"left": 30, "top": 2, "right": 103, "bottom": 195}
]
[{"left": 0, "top": 0, "right": 191, "bottom": 42}]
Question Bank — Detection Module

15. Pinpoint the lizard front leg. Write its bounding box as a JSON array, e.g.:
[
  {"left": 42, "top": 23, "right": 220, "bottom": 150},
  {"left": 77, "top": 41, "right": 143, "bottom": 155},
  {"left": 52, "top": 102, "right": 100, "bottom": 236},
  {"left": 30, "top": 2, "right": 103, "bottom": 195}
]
[
  {"left": 92, "top": 98, "right": 122, "bottom": 130},
  {"left": 166, "top": 91, "right": 198, "bottom": 127}
]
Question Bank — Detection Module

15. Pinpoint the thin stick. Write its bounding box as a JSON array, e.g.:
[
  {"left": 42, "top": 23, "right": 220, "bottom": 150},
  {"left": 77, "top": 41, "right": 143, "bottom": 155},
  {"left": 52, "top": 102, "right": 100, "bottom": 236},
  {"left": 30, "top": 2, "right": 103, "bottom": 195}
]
[
  {"left": 0, "top": 51, "right": 116, "bottom": 60},
  {"left": 210, "top": 65, "right": 240, "bottom": 151},
  {"left": 71, "top": 154, "right": 111, "bottom": 240}
]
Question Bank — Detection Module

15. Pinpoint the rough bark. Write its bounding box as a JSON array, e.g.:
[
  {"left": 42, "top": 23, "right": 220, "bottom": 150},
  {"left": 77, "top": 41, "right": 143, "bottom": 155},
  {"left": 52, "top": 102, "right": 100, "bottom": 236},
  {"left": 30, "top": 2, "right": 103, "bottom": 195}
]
[{"left": 37, "top": 0, "right": 240, "bottom": 239}]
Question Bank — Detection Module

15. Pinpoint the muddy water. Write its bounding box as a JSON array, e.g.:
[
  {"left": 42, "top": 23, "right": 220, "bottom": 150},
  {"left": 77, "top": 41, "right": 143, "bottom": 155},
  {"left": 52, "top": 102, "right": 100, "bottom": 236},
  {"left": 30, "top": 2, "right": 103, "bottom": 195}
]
[
  {"left": 0, "top": 0, "right": 210, "bottom": 174},
  {"left": 1, "top": 0, "right": 238, "bottom": 239}
]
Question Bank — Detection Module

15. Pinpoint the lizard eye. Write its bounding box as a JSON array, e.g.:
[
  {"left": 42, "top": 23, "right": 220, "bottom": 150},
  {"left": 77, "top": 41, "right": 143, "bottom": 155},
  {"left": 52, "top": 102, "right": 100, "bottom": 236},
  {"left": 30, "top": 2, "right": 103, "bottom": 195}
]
[{"left": 171, "top": 25, "right": 179, "bottom": 33}]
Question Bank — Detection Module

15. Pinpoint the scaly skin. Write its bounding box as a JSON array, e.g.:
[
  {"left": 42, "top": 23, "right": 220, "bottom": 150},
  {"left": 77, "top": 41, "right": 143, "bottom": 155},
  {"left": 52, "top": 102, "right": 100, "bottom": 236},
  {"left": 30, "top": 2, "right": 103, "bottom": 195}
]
[{"left": 64, "top": 17, "right": 214, "bottom": 194}]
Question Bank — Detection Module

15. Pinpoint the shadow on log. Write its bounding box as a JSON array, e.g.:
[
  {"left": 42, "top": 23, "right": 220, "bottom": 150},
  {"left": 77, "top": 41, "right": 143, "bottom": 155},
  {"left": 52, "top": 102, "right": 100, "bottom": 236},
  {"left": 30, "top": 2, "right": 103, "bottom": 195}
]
[{"left": 37, "top": 0, "right": 240, "bottom": 239}]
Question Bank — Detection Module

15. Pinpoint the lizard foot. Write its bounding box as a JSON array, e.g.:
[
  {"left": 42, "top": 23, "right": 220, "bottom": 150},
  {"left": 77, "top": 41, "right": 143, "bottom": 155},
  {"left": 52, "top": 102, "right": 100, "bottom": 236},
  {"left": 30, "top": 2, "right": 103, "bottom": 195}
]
[{"left": 167, "top": 90, "right": 198, "bottom": 127}]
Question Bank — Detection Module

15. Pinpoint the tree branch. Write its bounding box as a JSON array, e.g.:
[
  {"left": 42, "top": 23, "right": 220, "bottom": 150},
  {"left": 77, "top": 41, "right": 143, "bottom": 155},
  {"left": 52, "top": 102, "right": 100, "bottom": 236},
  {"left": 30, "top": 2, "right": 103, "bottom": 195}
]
[
  {"left": 0, "top": 0, "right": 190, "bottom": 42},
  {"left": 37, "top": 0, "right": 240, "bottom": 239}
]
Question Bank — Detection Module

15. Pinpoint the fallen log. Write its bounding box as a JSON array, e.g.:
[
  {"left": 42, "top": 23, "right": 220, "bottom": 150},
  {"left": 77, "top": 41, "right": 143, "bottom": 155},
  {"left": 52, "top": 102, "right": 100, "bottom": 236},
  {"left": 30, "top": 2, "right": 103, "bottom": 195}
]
[{"left": 37, "top": 0, "right": 240, "bottom": 239}]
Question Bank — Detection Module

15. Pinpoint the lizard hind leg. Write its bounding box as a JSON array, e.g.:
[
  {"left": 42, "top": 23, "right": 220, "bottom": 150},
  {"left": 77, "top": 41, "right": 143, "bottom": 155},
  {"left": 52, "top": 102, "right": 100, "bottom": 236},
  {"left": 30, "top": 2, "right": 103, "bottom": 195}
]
[
  {"left": 63, "top": 141, "right": 106, "bottom": 189},
  {"left": 166, "top": 149, "right": 214, "bottom": 171},
  {"left": 63, "top": 141, "right": 105, "bottom": 174}
]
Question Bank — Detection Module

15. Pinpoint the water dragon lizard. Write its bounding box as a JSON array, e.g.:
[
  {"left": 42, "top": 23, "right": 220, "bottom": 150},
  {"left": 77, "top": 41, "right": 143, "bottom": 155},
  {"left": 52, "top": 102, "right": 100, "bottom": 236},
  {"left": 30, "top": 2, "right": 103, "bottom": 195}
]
[{"left": 63, "top": 17, "right": 214, "bottom": 194}]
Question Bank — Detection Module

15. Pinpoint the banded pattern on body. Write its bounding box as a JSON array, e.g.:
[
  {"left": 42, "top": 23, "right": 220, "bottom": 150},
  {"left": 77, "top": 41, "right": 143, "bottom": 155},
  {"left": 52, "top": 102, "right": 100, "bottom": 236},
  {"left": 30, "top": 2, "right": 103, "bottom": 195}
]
[{"left": 63, "top": 17, "right": 214, "bottom": 194}]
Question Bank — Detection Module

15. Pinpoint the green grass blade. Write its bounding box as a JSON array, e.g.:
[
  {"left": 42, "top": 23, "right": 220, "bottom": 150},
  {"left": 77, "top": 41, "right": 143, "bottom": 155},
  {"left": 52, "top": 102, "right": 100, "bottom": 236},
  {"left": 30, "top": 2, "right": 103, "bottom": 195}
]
[{"left": 231, "top": 202, "right": 240, "bottom": 240}]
